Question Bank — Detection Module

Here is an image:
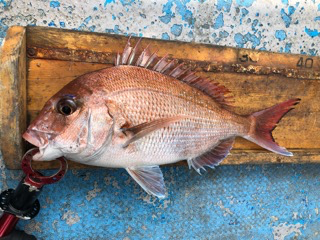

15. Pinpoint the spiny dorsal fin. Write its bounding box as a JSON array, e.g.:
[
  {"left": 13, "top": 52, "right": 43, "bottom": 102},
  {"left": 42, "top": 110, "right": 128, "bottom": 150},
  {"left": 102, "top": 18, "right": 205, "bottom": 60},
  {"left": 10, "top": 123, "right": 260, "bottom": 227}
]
[{"left": 115, "top": 38, "right": 233, "bottom": 109}]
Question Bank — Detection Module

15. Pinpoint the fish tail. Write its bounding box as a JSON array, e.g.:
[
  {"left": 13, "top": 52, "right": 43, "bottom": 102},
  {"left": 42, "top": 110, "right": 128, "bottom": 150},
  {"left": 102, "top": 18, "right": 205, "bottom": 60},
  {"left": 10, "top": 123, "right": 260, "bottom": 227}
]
[{"left": 245, "top": 98, "right": 301, "bottom": 156}]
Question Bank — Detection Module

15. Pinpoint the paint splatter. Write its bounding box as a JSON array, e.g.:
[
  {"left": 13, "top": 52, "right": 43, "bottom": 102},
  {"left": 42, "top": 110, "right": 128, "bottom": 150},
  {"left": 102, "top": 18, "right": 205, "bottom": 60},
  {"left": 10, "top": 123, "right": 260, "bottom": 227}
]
[
  {"left": 86, "top": 181, "right": 102, "bottom": 201},
  {"left": 305, "top": 27, "right": 319, "bottom": 38},
  {"left": 273, "top": 222, "right": 303, "bottom": 240},
  {"left": 280, "top": 6, "right": 296, "bottom": 28},
  {"left": 236, "top": 0, "right": 255, "bottom": 7},
  {"left": 49, "top": 1, "right": 60, "bottom": 8},
  {"left": 171, "top": 24, "right": 183, "bottom": 37},
  {"left": 213, "top": 12, "right": 224, "bottom": 29},
  {"left": 104, "top": 0, "right": 115, "bottom": 7},
  {"left": 234, "top": 32, "right": 261, "bottom": 48},
  {"left": 62, "top": 210, "right": 80, "bottom": 226},
  {"left": 162, "top": 32, "right": 170, "bottom": 40},
  {"left": 217, "top": 0, "right": 232, "bottom": 12},
  {"left": 275, "top": 30, "right": 287, "bottom": 41}
]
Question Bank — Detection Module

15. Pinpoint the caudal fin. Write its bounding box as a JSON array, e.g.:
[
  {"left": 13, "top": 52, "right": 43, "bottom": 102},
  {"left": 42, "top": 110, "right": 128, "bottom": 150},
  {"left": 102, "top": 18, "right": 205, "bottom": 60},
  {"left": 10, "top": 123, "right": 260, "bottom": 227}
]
[{"left": 245, "top": 98, "right": 300, "bottom": 156}]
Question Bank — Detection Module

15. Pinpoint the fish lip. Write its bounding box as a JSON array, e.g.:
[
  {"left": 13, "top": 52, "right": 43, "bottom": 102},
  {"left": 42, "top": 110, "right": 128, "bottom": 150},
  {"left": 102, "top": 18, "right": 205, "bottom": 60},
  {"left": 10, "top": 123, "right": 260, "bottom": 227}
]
[
  {"left": 23, "top": 130, "right": 55, "bottom": 148},
  {"left": 22, "top": 130, "right": 41, "bottom": 147}
]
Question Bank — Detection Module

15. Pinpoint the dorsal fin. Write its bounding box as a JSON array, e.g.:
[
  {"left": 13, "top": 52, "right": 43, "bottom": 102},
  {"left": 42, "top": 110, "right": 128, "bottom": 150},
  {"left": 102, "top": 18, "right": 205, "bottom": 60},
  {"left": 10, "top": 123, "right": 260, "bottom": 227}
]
[{"left": 115, "top": 38, "right": 233, "bottom": 109}]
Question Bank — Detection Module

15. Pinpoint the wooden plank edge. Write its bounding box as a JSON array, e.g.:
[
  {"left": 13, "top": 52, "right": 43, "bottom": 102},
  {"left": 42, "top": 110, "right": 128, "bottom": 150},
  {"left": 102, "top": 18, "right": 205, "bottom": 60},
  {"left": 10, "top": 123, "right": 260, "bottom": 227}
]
[
  {"left": 0, "top": 26, "right": 27, "bottom": 169},
  {"left": 26, "top": 26, "right": 320, "bottom": 80},
  {"left": 7, "top": 149, "right": 319, "bottom": 170}
]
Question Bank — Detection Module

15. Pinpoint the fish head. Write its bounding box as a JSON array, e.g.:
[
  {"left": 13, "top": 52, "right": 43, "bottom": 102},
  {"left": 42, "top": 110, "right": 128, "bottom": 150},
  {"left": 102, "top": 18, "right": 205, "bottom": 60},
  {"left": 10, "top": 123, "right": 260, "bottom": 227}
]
[{"left": 23, "top": 79, "right": 112, "bottom": 161}]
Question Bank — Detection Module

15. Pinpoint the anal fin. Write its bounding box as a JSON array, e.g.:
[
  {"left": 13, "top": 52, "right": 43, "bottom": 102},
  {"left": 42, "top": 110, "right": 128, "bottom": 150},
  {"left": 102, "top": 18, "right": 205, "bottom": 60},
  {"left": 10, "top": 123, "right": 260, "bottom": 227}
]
[
  {"left": 188, "top": 137, "right": 235, "bottom": 174},
  {"left": 126, "top": 165, "right": 166, "bottom": 199}
]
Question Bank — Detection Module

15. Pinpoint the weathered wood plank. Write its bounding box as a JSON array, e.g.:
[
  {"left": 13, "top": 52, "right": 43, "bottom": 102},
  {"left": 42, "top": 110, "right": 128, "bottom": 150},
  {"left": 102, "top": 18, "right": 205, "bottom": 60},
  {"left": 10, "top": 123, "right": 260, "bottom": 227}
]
[
  {"left": 0, "top": 26, "right": 27, "bottom": 169},
  {"left": 26, "top": 26, "right": 320, "bottom": 80}
]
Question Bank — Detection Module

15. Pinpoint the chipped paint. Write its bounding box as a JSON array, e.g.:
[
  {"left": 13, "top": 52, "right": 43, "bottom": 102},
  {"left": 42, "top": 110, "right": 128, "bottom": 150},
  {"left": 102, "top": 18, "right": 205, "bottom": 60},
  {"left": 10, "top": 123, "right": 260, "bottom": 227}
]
[
  {"left": 61, "top": 210, "right": 80, "bottom": 226},
  {"left": 216, "top": 200, "right": 233, "bottom": 216},
  {"left": 86, "top": 181, "right": 102, "bottom": 201},
  {"left": 272, "top": 222, "right": 303, "bottom": 240},
  {"left": 24, "top": 220, "right": 42, "bottom": 234}
]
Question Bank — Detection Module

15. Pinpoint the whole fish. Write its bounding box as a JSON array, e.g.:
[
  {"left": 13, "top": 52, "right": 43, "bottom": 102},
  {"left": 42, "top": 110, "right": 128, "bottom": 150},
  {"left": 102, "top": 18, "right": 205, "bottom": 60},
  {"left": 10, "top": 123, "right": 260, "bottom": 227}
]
[{"left": 23, "top": 39, "right": 300, "bottom": 198}]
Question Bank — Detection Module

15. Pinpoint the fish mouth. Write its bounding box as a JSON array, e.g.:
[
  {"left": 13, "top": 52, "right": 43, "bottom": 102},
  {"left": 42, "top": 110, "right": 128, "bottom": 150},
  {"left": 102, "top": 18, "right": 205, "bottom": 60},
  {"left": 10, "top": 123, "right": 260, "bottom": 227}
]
[
  {"left": 23, "top": 130, "right": 60, "bottom": 161},
  {"left": 23, "top": 130, "right": 42, "bottom": 147}
]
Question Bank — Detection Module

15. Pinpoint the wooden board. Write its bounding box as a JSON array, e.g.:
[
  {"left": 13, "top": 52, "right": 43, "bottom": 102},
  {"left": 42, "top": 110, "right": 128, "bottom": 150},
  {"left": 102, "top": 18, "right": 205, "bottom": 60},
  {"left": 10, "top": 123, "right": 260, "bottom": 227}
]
[
  {"left": 0, "top": 26, "right": 26, "bottom": 169},
  {"left": 1, "top": 26, "right": 320, "bottom": 169}
]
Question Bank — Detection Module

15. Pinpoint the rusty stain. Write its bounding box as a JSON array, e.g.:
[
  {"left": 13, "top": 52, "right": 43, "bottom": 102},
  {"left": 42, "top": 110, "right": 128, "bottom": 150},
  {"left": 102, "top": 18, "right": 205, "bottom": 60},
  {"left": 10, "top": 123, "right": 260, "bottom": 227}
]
[
  {"left": 27, "top": 47, "right": 36, "bottom": 56},
  {"left": 26, "top": 46, "right": 112, "bottom": 63},
  {"left": 26, "top": 46, "right": 320, "bottom": 80}
]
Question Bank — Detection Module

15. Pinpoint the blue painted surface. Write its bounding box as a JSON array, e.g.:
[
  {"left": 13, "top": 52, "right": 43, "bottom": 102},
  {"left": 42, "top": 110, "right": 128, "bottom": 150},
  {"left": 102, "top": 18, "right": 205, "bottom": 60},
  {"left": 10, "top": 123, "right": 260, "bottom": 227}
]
[
  {"left": 1, "top": 0, "right": 320, "bottom": 239},
  {"left": 275, "top": 30, "right": 287, "bottom": 41},
  {"left": 49, "top": 1, "right": 60, "bottom": 8},
  {"left": 213, "top": 12, "right": 224, "bottom": 29},
  {"left": 9, "top": 165, "right": 320, "bottom": 239}
]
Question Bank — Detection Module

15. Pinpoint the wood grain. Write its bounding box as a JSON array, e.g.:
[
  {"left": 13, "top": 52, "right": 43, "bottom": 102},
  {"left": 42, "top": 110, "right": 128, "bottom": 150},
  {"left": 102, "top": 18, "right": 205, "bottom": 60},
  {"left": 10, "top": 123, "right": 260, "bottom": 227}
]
[
  {"left": 0, "top": 26, "right": 27, "bottom": 169},
  {"left": 26, "top": 26, "right": 320, "bottom": 80}
]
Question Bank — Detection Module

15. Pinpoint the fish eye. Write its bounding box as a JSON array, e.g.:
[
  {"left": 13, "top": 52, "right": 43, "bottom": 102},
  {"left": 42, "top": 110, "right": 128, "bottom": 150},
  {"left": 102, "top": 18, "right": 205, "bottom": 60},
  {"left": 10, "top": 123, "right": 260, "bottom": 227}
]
[{"left": 57, "top": 98, "right": 77, "bottom": 116}]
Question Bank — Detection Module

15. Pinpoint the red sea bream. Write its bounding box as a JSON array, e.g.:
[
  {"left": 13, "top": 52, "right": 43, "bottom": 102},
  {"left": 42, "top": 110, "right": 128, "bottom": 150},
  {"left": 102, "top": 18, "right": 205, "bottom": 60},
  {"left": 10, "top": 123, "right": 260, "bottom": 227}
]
[{"left": 23, "top": 39, "right": 300, "bottom": 198}]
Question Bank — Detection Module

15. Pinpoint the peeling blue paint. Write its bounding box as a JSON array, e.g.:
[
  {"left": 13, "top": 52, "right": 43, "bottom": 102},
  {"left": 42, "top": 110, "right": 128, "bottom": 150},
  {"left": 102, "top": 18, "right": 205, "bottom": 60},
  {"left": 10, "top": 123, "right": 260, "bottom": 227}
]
[
  {"left": 284, "top": 42, "right": 292, "bottom": 53},
  {"left": 0, "top": 0, "right": 9, "bottom": 7},
  {"left": 217, "top": 0, "right": 232, "bottom": 12},
  {"left": 159, "top": 1, "right": 173, "bottom": 24},
  {"left": 139, "top": 13, "right": 146, "bottom": 19},
  {"left": 236, "top": 0, "right": 255, "bottom": 7},
  {"left": 314, "top": 16, "right": 320, "bottom": 21},
  {"left": 48, "top": 20, "right": 56, "bottom": 27},
  {"left": 187, "top": 30, "right": 193, "bottom": 38},
  {"left": 251, "top": 19, "right": 259, "bottom": 32},
  {"left": 305, "top": 27, "right": 320, "bottom": 38},
  {"left": 104, "top": 0, "right": 115, "bottom": 7},
  {"left": 105, "top": 25, "right": 120, "bottom": 34},
  {"left": 240, "top": 8, "right": 249, "bottom": 24},
  {"left": 84, "top": 16, "right": 92, "bottom": 24},
  {"left": 162, "top": 32, "right": 170, "bottom": 40},
  {"left": 219, "top": 30, "right": 229, "bottom": 38},
  {"left": 89, "top": 25, "right": 96, "bottom": 32},
  {"left": 171, "top": 24, "right": 183, "bottom": 36},
  {"left": 213, "top": 12, "right": 224, "bottom": 29},
  {"left": 120, "top": 0, "right": 134, "bottom": 6},
  {"left": 309, "top": 48, "right": 317, "bottom": 56},
  {"left": 159, "top": 0, "right": 195, "bottom": 27},
  {"left": 280, "top": 6, "right": 296, "bottom": 28},
  {"left": 234, "top": 32, "right": 260, "bottom": 48},
  {"left": 280, "top": 9, "right": 291, "bottom": 28},
  {"left": 93, "top": 6, "right": 98, "bottom": 11},
  {"left": 318, "top": 4, "right": 320, "bottom": 11},
  {"left": 275, "top": 30, "right": 286, "bottom": 41},
  {"left": 59, "top": 21, "right": 65, "bottom": 27},
  {"left": 49, "top": 0, "right": 60, "bottom": 8},
  {"left": 0, "top": 19, "right": 8, "bottom": 38},
  {"left": 281, "top": 0, "right": 288, "bottom": 5}
]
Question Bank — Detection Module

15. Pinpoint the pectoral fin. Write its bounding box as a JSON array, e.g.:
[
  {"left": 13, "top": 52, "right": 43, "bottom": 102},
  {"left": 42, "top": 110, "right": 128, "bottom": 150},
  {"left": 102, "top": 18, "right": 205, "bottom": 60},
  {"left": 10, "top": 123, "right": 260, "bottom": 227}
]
[
  {"left": 126, "top": 166, "right": 166, "bottom": 199},
  {"left": 121, "top": 116, "right": 185, "bottom": 147}
]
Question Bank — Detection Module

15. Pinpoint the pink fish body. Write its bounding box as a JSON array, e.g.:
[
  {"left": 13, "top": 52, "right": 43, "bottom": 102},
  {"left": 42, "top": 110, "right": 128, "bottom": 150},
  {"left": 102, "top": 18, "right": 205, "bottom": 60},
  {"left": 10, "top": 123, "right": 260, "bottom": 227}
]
[{"left": 23, "top": 39, "right": 300, "bottom": 198}]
